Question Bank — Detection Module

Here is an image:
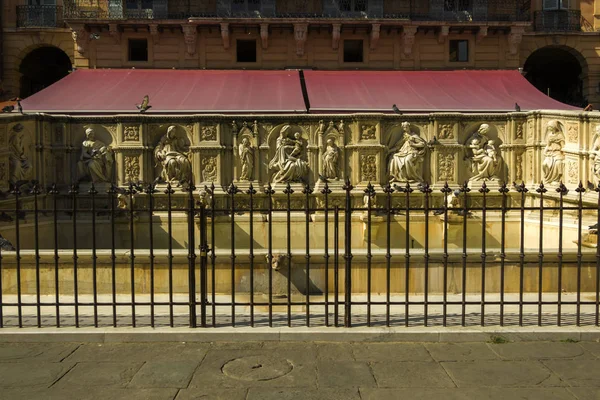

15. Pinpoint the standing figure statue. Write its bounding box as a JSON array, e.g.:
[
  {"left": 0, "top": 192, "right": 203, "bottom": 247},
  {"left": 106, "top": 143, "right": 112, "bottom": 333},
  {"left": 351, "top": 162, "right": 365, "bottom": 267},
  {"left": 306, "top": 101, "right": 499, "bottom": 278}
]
[
  {"left": 154, "top": 125, "right": 192, "bottom": 183},
  {"left": 387, "top": 122, "right": 427, "bottom": 183},
  {"left": 238, "top": 137, "right": 254, "bottom": 181},
  {"left": 322, "top": 138, "right": 340, "bottom": 180},
  {"left": 268, "top": 125, "right": 309, "bottom": 183},
  {"left": 465, "top": 123, "right": 499, "bottom": 181},
  {"left": 77, "top": 127, "right": 114, "bottom": 183},
  {"left": 542, "top": 120, "right": 565, "bottom": 184},
  {"left": 8, "top": 124, "right": 32, "bottom": 183}
]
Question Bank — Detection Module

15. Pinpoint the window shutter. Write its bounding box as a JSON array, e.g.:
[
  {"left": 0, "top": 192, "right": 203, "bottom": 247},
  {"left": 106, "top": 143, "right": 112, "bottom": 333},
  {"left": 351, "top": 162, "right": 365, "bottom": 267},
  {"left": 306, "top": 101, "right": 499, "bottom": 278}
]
[{"left": 543, "top": 0, "right": 559, "bottom": 10}]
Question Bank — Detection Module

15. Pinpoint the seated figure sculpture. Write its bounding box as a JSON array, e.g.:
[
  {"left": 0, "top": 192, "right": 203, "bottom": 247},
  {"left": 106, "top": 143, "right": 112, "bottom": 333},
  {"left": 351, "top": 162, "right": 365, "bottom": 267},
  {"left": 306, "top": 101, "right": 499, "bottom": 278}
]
[
  {"left": 8, "top": 124, "right": 32, "bottom": 183},
  {"left": 387, "top": 122, "right": 426, "bottom": 183},
  {"left": 154, "top": 125, "right": 192, "bottom": 184},
  {"left": 268, "top": 125, "right": 309, "bottom": 184},
  {"left": 77, "top": 127, "right": 114, "bottom": 183},
  {"left": 465, "top": 123, "right": 499, "bottom": 181}
]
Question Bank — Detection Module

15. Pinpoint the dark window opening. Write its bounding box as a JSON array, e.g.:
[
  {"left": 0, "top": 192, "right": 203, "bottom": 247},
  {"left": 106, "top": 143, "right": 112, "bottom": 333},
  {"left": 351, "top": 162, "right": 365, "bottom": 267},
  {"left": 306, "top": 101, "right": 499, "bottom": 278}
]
[
  {"left": 128, "top": 39, "right": 148, "bottom": 62},
  {"left": 19, "top": 46, "right": 72, "bottom": 98},
  {"left": 444, "top": 0, "right": 471, "bottom": 12},
  {"left": 339, "top": 0, "right": 367, "bottom": 12},
  {"left": 344, "top": 40, "right": 363, "bottom": 63},
  {"left": 232, "top": 0, "right": 261, "bottom": 13},
  {"left": 449, "top": 40, "right": 469, "bottom": 62},
  {"left": 237, "top": 40, "right": 257, "bottom": 63}
]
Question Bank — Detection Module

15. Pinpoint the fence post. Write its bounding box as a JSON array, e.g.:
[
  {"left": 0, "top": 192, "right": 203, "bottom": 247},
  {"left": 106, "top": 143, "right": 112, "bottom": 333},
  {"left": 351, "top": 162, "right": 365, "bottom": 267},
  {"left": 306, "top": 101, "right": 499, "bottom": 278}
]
[
  {"left": 199, "top": 190, "right": 208, "bottom": 328},
  {"left": 343, "top": 179, "right": 353, "bottom": 328},
  {"left": 186, "top": 181, "right": 197, "bottom": 328}
]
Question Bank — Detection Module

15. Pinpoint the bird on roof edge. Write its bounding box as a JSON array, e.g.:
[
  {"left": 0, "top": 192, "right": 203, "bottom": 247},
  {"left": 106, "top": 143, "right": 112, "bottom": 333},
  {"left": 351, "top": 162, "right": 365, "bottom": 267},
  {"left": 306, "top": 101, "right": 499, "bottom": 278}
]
[
  {"left": 136, "top": 95, "right": 151, "bottom": 113},
  {"left": 515, "top": 103, "right": 521, "bottom": 112},
  {"left": 0, "top": 234, "right": 16, "bottom": 251},
  {"left": 392, "top": 104, "right": 402, "bottom": 115}
]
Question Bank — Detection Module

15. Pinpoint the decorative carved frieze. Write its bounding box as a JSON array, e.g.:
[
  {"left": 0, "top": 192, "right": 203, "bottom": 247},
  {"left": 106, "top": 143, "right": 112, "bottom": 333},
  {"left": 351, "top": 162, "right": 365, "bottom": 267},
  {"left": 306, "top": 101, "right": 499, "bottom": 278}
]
[
  {"left": 202, "top": 156, "right": 218, "bottom": 182},
  {"left": 182, "top": 24, "right": 197, "bottom": 56},
  {"left": 294, "top": 23, "right": 308, "bottom": 57},
  {"left": 515, "top": 122, "right": 524, "bottom": 140},
  {"left": 200, "top": 125, "right": 217, "bottom": 141},
  {"left": 527, "top": 119, "right": 534, "bottom": 140},
  {"left": 123, "top": 126, "right": 139, "bottom": 141},
  {"left": 438, "top": 123, "right": 454, "bottom": 140},
  {"left": 402, "top": 26, "right": 418, "bottom": 57},
  {"left": 360, "top": 154, "right": 377, "bottom": 182},
  {"left": 437, "top": 152, "right": 455, "bottom": 182},
  {"left": 567, "top": 161, "right": 578, "bottom": 184},
  {"left": 332, "top": 24, "right": 341, "bottom": 50},
  {"left": 260, "top": 24, "right": 269, "bottom": 49},
  {"left": 516, "top": 152, "right": 523, "bottom": 182},
  {"left": 124, "top": 155, "right": 140, "bottom": 183},
  {"left": 360, "top": 125, "right": 376, "bottom": 140},
  {"left": 370, "top": 24, "right": 381, "bottom": 50},
  {"left": 566, "top": 122, "right": 578, "bottom": 142}
]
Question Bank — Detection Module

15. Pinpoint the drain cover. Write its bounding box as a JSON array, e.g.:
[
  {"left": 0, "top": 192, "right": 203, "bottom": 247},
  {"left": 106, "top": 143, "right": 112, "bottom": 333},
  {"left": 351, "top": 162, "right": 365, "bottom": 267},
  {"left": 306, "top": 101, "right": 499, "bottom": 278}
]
[{"left": 222, "top": 355, "right": 293, "bottom": 381}]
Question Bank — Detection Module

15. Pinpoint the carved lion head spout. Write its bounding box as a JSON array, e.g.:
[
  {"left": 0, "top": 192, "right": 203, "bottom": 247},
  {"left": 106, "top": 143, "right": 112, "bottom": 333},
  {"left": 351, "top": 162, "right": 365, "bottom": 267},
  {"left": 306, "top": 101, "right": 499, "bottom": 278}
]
[{"left": 266, "top": 254, "right": 286, "bottom": 271}]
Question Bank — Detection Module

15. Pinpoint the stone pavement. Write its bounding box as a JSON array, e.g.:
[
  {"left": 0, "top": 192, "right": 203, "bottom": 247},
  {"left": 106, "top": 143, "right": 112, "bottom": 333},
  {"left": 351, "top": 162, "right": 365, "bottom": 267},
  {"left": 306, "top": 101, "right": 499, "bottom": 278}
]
[{"left": 0, "top": 340, "right": 600, "bottom": 399}]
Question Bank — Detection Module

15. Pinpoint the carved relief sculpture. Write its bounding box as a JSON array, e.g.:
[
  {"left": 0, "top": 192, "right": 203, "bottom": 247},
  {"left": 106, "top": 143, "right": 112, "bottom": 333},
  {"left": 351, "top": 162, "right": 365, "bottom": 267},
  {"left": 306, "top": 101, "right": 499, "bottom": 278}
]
[
  {"left": 201, "top": 125, "right": 217, "bottom": 141},
  {"left": 123, "top": 126, "right": 139, "bottom": 141},
  {"left": 465, "top": 124, "right": 500, "bottom": 181},
  {"left": 238, "top": 137, "right": 254, "bottom": 181},
  {"left": 387, "top": 122, "right": 426, "bottom": 183},
  {"left": 8, "top": 124, "right": 32, "bottom": 183},
  {"left": 361, "top": 125, "right": 376, "bottom": 140},
  {"left": 322, "top": 138, "right": 340, "bottom": 180},
  {"left": 542, "top": 120, "right": 565, "bottom": 184},
  {"left": 268, "top": 125, "right": 309, "bottom": 184},
  {"left": 438, "top": 152, "right": 455, "bottom": 182},
  {"left": 77, "top": 127, "right": 114, "bottom": 183},
  {"left": 438, "top": 124, "right": 454, "bottom": 139},
  {"left": 154, "top": 125, "right": 192, "bottom": 183},
  {"left": 361, "top": 155, "right": 377, "bottom": 182},
  {"left": 124, "top": 155, "right": 140, "bottom": 183},
  {"left": 590, "top": 125, "right": 600, "bottom": 180},
  {"left": 202, "top": 157, "right": 218, "bottom": 182}
]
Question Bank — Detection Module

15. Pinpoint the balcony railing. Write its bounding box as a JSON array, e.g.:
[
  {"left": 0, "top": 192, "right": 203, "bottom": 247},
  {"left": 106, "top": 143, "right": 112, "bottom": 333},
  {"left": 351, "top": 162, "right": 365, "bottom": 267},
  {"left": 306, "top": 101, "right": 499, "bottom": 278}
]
[
  {"left": 63, "top": 0, "right": 530, "bottom": 22},
  {"left": 16, "top": 5, "right": 64, "bottom": 28},
  {"left": 534, "top": 10, "right": 581, "bottom": 32}
]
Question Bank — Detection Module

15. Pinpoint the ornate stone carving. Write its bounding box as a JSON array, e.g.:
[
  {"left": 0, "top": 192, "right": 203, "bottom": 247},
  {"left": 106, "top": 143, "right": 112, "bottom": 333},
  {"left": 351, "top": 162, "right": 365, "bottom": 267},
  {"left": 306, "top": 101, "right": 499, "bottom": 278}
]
[
  {"left": 154, "top": 125, "right": 192, "bottom": 183},
  {"left": 567, "top": 160, "right": 578, "bottom": 184},
  {"left": 360, "top": 154, "right": 377, "bottom": 182},
  {"left": 590, "top": 125, "right": 600, "bottom": 180},
  {"left": 182, "top": 24, "right": 197, "bottom": 56},
  {"left": 437, "top": 152, "right": 455, "bottom": 182},
  {"left": 402, "top": 26, "right": 418, "bottom": 57},
  {"left": 516, "top": 152, "right": 523, "bottom": 182},
  {"left": 238, "top": 137, "right": 254, "bottom": 181},
  {"left": 260, "top": 23, "right": 269, "bottom": 49},
  {"left": 124, "top": 155, "right": 140, "bottom": 183},
  {"left": 465, "top": 124, "right": 500, "bottom": 182},
  {"left": 202, "top": 156, "right": 218, "bottom": 182},
  {"left": 123, "top": 126, "right": 139, "bottom": 141},
  {"left": 294, "top": 23, "right": 308, "bottom": 57},
  {"left": 201, "top": 125, "right": 217, "bottom": 141},
  {"left": 566, "top": 122, "right": 578, "bottom": 142},
  {"left": 515, "top": 122, "right": 524, "bottom": 140},
  {"left": 268, "top": 125, "right": 308, "bottom": 183},
  {"left": 370, "top": 24, "right": 380, "bottom": 50},
  {"left": 322, "top": 138, "right": 340, "bottom": 180},
  {"left": 527, "top": 119, "right": 534, "bottom": 140},
  {"left": 387, "top": 122, "right": 426, "bottom": 183},
  {"left": 438, "top": 123, "right": 454, "bottom": 140},
  {"left": 359, "top": 125, "right": 375, "bottom": 140},
  {"left": 542, "top": 120, "right": 565, "bottom": 184},
  {"left": 104, "top": 125, "right": 118, "bottom": 138},
  {"left": 0, "top": 162, "right": 7, "bottom": 183},
  {"left": 77, "top": 127, "right": 114, "bottom": 183},
  {"left": 220, "top": 23, "right": 230, "bottom": 49},
  {"left": 332, "top": 23, "right": 341, "bottom": 50}
]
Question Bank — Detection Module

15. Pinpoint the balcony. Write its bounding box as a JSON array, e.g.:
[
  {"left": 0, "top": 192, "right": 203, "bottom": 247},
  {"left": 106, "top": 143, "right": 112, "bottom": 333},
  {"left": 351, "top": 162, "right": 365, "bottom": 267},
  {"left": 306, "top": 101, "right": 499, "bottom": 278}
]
[
  {"left": 62, "top": 0, "right": 531, "bottom": 22},
  {"left": 16, "top": 5, "right": 64, "bottom": 28},
  {"left": 534, "top": 10, "right": 581, "bottom": 32}
]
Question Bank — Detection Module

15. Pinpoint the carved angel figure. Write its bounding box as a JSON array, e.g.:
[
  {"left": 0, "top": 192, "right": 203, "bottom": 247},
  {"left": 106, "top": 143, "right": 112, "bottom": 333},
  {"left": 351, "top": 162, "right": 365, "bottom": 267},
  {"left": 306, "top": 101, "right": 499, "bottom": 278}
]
[
  {"left": 542, "top": 120, "right": 565, "bottom": 184},
  {"left": 322, "top": 138, "right": 340, "bottom": 180},
  {"left": 268, "top": 125, "right": 309, "bottom": 183},
  {"left": 154, "top": 125, "right": 192, "bottom": 183},
  {"left": 387, "top": 122, "right": 426, "bottom": 183},
  {"left": 238, "top": 137, "right": 254, "bottom": 181},
  {"left": 8, "top": 124, "right": 32, "bottom": 183},
  {"left": 77, "top": 127, "right": 114, "bottom": 183},
  {"left": 465, "top": 123, "right": 499, "bottom": 181}
]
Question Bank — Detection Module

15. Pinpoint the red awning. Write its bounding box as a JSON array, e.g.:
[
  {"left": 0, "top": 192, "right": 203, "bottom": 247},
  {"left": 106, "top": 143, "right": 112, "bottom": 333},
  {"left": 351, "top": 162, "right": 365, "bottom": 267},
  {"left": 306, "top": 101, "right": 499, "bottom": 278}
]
[
  {"left": 303, "top": 70, "right": 579, "bottom": 113},
  {"left": 21, "top": 69, "right": 307, "bottom": 114}
]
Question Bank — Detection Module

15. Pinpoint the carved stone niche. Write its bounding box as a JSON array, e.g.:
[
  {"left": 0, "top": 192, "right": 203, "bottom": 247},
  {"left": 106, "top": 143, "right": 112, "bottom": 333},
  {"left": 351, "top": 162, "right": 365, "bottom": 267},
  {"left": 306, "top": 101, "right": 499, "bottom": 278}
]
[
  {"left": 152, "top": 124, "right": 193, "bottom": 185},
  {"left": 384, "top": 122, "right": 429, "bottom": 184},
  {"left": 266, "top": 123, "right": 311, "bottom": 189},
  {"left": 72, "top": 124, "right": 115, "bottom": 186},
  {"left": 200, "top": 153, "right": 219, "bottom": 184},
  {"left": 436, "top": 121, "right": 456, "bottom": 141},
  {"left": 7, "top": 122, "right": 34, "bottom": 185},
  {"left": 461, "top": 122, "right": 505, "bottom": 186},
  {"left": 234, "top": 122, "right": 257, "bottom": 184},
  {"left": 589, "top": 124, "right": 600, "bottom": 184},
  {"left": 316, "top": 120, "right": 345, "bottom": 189}
]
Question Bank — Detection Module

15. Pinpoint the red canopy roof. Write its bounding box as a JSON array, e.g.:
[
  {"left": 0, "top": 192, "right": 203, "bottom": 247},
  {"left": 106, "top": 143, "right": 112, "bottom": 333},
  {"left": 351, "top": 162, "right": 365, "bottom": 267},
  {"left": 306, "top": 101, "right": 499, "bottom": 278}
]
[
  {"left": 21, "top": 69, "right": 307, "bottom": 114},
  {"left": 303, "top": 70, "right": 579, "bottom": 113},
  {"left": 21, "top": 69, "right": 578, "bottom": 114}
]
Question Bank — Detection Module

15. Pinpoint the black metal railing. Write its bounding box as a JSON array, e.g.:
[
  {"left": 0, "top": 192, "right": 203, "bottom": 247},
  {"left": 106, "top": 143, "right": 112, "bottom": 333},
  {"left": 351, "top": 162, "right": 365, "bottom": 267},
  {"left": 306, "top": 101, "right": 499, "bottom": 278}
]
[
  {"left": 0, "top": 179, "right": 598, "bottom": 329},
  {"left": 534, "top": 10, "right": 581, "bottom": 32},
  {"left": 16, "top": 5, "right": 64, "bottom": 28},
  {"left": 62, "top": 0, "right": 531, "bottom": 21}
]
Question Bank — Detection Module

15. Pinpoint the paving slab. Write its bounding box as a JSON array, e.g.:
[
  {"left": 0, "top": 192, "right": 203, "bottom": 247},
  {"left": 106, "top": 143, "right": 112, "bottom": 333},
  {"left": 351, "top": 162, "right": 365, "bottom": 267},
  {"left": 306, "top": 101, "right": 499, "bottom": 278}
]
[
  {"left": 579, "top": 342, "right": 600, "bottom": 359},
  {"left": 425, "top": 343, "right": 499, "bottom": 361},
  {"left": 55, "top": 362, "right": 143, "bottom": 388},
  {"left": 370, "top": 361, "right": 456, "bottom": 388},
  {"left": 189, "top": 349, "right": 317, "bottom": 389},
  {"left": 316, "top": 360, "right": 376, "bottom": 388},
  {"left": 65, "top": 343, "right": 210, "bottom": 362},
  {"left": 352, "top": 343, "right": 433, "bottom": 362},
  {"left": 128, "top": 361, "right": 199, "bottom": 388},
  {"left": 175, "top": 388, "right": 248, "bottom": 400},
  {"left": 0, "top": 343, "right": 79, "bottom": 363},
  {"left": 0, "top": 362, "right": 74, "bottom": 389},
  {"left": 0, "top": 388, "right": 178, "bottom": 400},
  {"left": 567, "top": 387, "right": 600, "bottom": 399},
  {"left": 543, "top": 360, "right": 600, "bottom": 387},
  {"left": 247, "top": 388, "right": 361, "bottom": 400},
  {"left": 360, "top": 387, "right": 577, "bottom": 400},
  {"left": 489, "top": 342, "right": 591, "bottom": 360},
  {"left": 315, "top": 342, "right": 355, "bottom": 361},
  {"left": 442, "top": 360, "right": 564, "bottom": 387}
]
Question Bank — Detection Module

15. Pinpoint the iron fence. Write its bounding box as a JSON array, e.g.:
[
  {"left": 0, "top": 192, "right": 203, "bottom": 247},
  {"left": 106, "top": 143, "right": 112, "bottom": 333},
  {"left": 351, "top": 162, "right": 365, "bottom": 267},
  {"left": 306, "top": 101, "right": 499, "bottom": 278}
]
[
  {"left": 0, "top": 180, "right": 598, "bottom": 329},
  {"left": 16, "top": 5, "right": 64, "bottom": 28},
  {"left": 534, "top": 10, "right": 581, "bottom": 32}
]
